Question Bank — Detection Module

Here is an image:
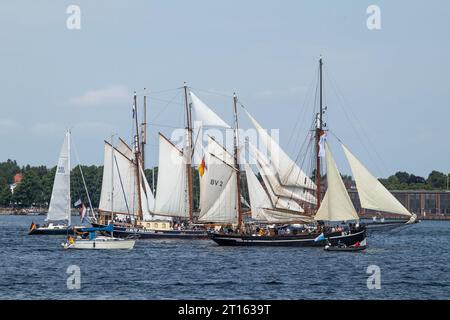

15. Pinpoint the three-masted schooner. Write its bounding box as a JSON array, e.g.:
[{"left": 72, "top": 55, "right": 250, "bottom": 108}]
[
  {"left": 91, "top": 88, "right": 210, "bottom": 239},
  {"left": 211, "top": 57, "right": 418, "bottom": 246}
]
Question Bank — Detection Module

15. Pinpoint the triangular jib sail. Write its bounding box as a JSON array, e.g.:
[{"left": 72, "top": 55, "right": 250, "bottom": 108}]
[
  {"left": 47, "top": 131, "right": 71, "bottom": 223},
  {"left": 342, "top": 144, "right": 413, "bottom": 218},
  {"left": 315, "top": 143, "right": 359, "bottom": 222},
  {"left": 190, "top": 90, "right": 231, "bottom": 128}
]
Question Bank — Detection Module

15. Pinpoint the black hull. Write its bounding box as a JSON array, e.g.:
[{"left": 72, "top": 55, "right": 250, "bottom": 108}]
[
  {"left": 365, "top": 220, "right": 418, "bottom": 232},
  {"left": 91, "top": 223, "right": 209, "bottom": 240},
  {"left": 28, "top": 227, "right": 78, "bottom": 235},
  {"left": 209, "top": 228, "right": 366, "bottom": 247}
]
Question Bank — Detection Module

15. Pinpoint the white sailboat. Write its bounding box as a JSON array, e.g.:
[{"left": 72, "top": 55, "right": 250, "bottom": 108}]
[
  {"left": 62, "top": 224, "right": 135, "bottom": 250},
  {"left": 29, "top": 131, "right": 85, "bottom": 235}
]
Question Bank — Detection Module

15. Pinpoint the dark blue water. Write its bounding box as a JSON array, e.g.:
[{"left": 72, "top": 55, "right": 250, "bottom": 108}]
[{"left": 0, "top": 215, "right": 449, "bottom": 299}]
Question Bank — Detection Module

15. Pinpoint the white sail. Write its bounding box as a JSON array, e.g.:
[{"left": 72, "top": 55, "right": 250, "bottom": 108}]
[
  {"left": 190, "top": 90, "right": 231, "bottom": 128},
  {"left": 246, "top": 162, "right": 310, "bottom": 223},
  {"left": 198, "top": 168, "right": 238, "bottom": 224},
  {"left": 244, "top": 163, "right": 271, "bottom": 221},
  {"left": 47, "top": 131, "right": 71, "bottom": 223},
  {"left": 99, "top": 143, "right": 138, "bottom": 216},
  {"left": 117, "top": 138, "right": 134, "bottom": 160},
  {"left": 342, "top": 144, "right": 412, "bottom": 217},
  {"left": 198, "top": 137, "right": 238, "bottom": 223},
  {"left": 244, "top": 109, "right": 316, "bottom": 190},
  {"left": 205, "top": 135, "right": 234, "bottom": 166},
  {"left": 199, "top": 140, "right": 234, "bottom": 214},
  {"left": 154, "top": 134, "right": 189, "bottom": 218},
  {"left": 315, "top": 143, "right": 359, "bottom": 221},
  {"left": 261, "top": 208, "right": 314, "bottom": 223},
  {"left": 256, "top": 161, "right": 304, "bottom": 212},
  {"left": 250, "top": 143, "right": 316, "bottom": 204}
]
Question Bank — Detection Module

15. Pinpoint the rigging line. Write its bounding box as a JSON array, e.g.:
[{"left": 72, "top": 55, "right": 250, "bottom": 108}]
[
  {"left": 148, "top": 123, "right": 183, "bottom": 129},
  {"left": 113, "top": 152, "right": 131, "bottom": 217},
  {"left": 148, "top": 96, "right": 184, "bottom": 107},
  {"left": 286, "top": 67, "right": 320, "bottom": 153},
  {"left": 150, "top": 90, "right": 183, "bottom": 125},
  {"left": 189, "top": 87, "right": 234, "bottom": 99},
  {"left": 325, "top": 67, "right": 387, "bottom": 177},
  {"left": 327, "top": 129, "right": 343, "bottom": 143},
  {"left": 134, "top": 87, "right": 180, "bottom": 96},
  {"left": 71, "top": 137, "right": 95, "bottom": 220}
]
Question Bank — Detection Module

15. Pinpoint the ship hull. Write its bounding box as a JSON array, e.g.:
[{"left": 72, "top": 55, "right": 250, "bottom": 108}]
[
  {"left": 365, "top": 219, "right": 419, "bottom": 232},
  {"left": 91, "top": 223, "right": 209, "bottom": 239},
  {"left": 62, "top": 237, "right": 135, "bottom": 250},
  {"left": 28, "top": 225, "right": 83, "bottom": 235},
  {"left": 209, "top": 228, "right": 366, "bottom": 247}
]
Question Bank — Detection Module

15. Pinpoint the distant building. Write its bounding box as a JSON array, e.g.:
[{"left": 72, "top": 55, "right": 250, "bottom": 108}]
[
  {"left": 348, "top": 189, "right": 450, "bottom": 218},
  {"left": 10, "top": 173, "right": 23, "bottom": 194},
  {"left": 14, "top": 173, "right": 22, "bottom": 183}
]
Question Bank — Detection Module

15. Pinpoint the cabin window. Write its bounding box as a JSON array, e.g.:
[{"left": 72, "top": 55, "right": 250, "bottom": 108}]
[{"left": 155, "top": 223, "right": 158, "bottom": 228}]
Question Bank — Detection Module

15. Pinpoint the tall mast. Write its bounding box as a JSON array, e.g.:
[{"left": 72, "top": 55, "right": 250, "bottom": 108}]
[
  {"left": 110, "top": 134, "right": 115, "bottom": 225},
  {"left": 141, "top": 88, "right": 147, "bottom": 168},
  {"left": 133, "top": 92, "right": 143, "bottom": 223},
  {"left": 184, "top": 83, "right": 194, "bottom": 222},
  {"left": 67, "top": 130, "right": 71, "bottom": 226},
  {"left": 233, "top": 93, "right": 243, "bottom": 231},
  {"left": 315, "top": 56, "right": 323, "bottom": 209}
]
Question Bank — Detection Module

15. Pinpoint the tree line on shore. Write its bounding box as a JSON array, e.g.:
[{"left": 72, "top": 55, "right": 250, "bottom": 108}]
[
  {"left": 0, "top": 159, "right": 448, "bottom": 209},
  {"left": 0, "top": 159, "right": 249, "bottom": 209}
]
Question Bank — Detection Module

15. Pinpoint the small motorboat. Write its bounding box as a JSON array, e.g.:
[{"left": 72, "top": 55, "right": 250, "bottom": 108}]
[
  {"left": 62, "top": 224, "right": 136, "bottom": 250},
  {"left": 324, "top": 239, "right": 366, "bottom": 252}
]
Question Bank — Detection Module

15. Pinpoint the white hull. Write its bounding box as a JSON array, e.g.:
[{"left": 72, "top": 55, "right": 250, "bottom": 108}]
[{"left": 62, "top": 236, "right": 135, "bottom": 250}]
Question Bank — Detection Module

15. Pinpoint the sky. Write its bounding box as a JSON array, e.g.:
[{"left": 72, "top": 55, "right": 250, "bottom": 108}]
[{"left": 0, "top": 0, "right": 449, "bottom": 178}]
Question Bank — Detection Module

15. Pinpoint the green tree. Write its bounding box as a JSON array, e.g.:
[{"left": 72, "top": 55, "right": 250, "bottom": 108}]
[
  {"left": 427, "top": 170, "right": 446, "bottom": 189},
  {"left": 11, "top": 171, "right": 43, "bottom": 207},
  {"left": 0, "top": 185, "right": 12, "bottom": 206},
  {"left": 71, "top": 165, "right": 103, "bottom": 208},
  {"left": 395, "top": 171, "right": 410, "bottom": 184},
  {"left": 0, "top": 159, "right": 20, "bottom": 186}
]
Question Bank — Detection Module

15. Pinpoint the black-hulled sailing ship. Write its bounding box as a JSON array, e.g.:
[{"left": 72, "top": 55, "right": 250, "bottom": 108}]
[{"left": 210, "top": 57, "right": 368, "bottom": 246}]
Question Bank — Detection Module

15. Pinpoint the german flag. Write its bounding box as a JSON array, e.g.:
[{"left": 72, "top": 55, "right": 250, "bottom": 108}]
[{"left": 198, "top": 157, "right": 207, "bottom": 177}]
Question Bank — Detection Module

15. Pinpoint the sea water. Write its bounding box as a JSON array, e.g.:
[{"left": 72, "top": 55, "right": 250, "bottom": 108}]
[{"left": 0, "top": 215, "right": 449, "bottom": 299}]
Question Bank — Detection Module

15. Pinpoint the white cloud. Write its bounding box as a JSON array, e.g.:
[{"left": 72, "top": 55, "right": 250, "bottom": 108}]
[
  {"left": 0, "top": 119, "right": 20, "bottom": 132},
  {"left": 69, "top": 85, "right": 131, "bottom": 107}
]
